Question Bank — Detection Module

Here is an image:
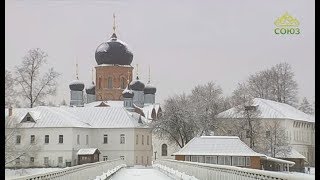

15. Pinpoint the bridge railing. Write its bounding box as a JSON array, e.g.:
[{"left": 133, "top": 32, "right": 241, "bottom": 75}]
[
  {"left": 154, "top": 159, "right": 314, "bottom": 180},
  {"left": 11, "top": 159, "right": 126, "bottom": 180}
]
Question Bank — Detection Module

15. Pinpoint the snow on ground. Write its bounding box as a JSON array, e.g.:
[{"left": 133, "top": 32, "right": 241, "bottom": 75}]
[
  {"left": 5, "top": 168, "right": 62, "bottom": 180},
  {"left": 109, "top": 166, "right": 173, "bottom": 180}
]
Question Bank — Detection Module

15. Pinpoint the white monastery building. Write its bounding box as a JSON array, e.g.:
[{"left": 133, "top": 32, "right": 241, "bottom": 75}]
[
  {"left": 5, "top": 17, "right": 168, "bottom": 168},
  {"left": 215, "top": 98, "right": 315, "bottom": 166}
]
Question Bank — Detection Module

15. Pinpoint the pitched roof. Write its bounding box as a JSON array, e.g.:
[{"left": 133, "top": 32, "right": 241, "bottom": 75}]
[
  {"left": 5, "top": 106, "right": 90, "bottom": 128},
  {"left": 173, "top": 136, "right": 264, "bottom": 157},
  {"left": 5, "top": 106, "right": 149, "bottom": 129},
  {"left": 275, "top": 148, "right": 306, "bottom": 159},
  {"left": 84, "top": 101, "right": 123, "bottom": 107},
  {"left": 77, "top": 148, "right": 100, "bottom": 155},
  {"left": 216, "top": 98, "right": 314, "bottom": 122}
]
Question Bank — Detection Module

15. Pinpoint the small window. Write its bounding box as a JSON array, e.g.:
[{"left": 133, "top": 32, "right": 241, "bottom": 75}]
[
  {"left": 136, "top": 135, "right": 138, "bottom": 145},
  {"left": 107, "top": 77, "right": 113, "bottom": 89},
  {"left": 246, "top": 157, "right": 251, "bottom": 167},
  {"left": 246, "top": 130, "right": 250, "bottom": 138},
  {"left": 26, "top": 116, "right": 31, "bottom": 121},
  {"left": 218, "top": 156, "right": 225, "bottom": 165},
  {"left": 30, "top": 135, "right": 35, "bottom": 144},
  {"left": 147, "top": 135, "right": 149, "bottom": 145},
  {"left": 161, "top": 144, "right": 167, "bottom": 156},
  {"left": 98, "top": 77, "right": 102, "bottom": 89},
  {"left": 45, "top": 135, "right": 49, "bottom": 144},
  {"left": 120, "top": 156, "right": 125, "bottom": 160},
  {"left": 30, "top": 157, "right": 34, "bottom": 164},
  {"left": 103, "top": 134, "right": 108, "bottom": 144},
  {"left": 44, "top": 157, "right": 49, "bottom": 165},
  {"left": 205, "top": 156, "right": 211, "bottom": 164},
  {"left": 16, "top": 157, "right": 20, "bottom": 165},
  {"left": 59, "top": 135, "right": 63, "bottom": 144},
  {"left": 191, "top": 156, "right": 197, "bottom": 162},
  {"left": 232, "top": 156, "right": 239, "bottom": 166},
  {"left": 266, "top": 131, "right": 270, "bottom": 138},
  {"left": 16, "top": 135, "right": 21, "bottom": 144},
  {"left": 185, "top": 156, "right": 190, "bottom": 161},
  {"left": 86, "top": 135, "right": 89, "bottom": 145},
  {"left": 197, "top": 156, "right": 204, "bottom": 163},
  {"left": 120, "top": 134, "right": 125, "bottom": 144},
  {"left": 239, "top": 156, "right": 245, "bottom": 166},
  {"left": 225, "top": 156, "right": 231, "bottom": 165},
  {"left": 103, "top": 156, "right": 108, "bottom": 161},
  {"left": 77, "top": 135, "right": 80, "bottom": 144},
  {"left": 58, "top": 157, "right": 63, "bottom": 164},
  {"left": 142, "top": 135, "right": 144, "bottom": 145},
  {"left": 211, "top": 156, "right": 217, "bottom": 164},
  {"left": 120, "top": 77, "right": 126, "bottom": 89}
]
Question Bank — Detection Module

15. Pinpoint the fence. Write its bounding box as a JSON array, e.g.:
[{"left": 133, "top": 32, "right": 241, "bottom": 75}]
[
  {"left": 154, "top": 159, "right": 314, "bottom": 180},
  {"left": 11, "top": 159, "right": 126, "bottom": 180}
]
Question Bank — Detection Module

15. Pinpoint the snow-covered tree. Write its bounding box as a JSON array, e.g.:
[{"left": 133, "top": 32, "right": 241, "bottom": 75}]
[
  {"left": 189, "top": 82, "right": 225, "bottom": 135},
  {"left": 15, "top": 48, "right": 60, "bottom": 108},
  {"left": 5, "top": 69, "right": 18, "bottom": 107},
  {"left": 269, "top": 62, "right": 298, "bottom": 106},
  {"left": 298, "top": 97, "right": 314, "bottom": 115},
  {"left": 261, "top": 120, "right": 291, "bottom": 158},
  {"left": 226, "top": 83, "right": 264, "bottom": 150},
  {"left": 244, "top": 62, "right": 298, "bottom": 106},
  {"left": 5, "top": 116, "right": 41, "bottom": 167},
  {"left": 151, "top": 94, "right": 197, "bottom": 148}
]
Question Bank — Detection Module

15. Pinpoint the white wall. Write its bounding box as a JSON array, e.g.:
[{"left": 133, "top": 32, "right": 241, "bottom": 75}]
[
  {"left": 6, "top": 126, "right": 154, "bottom": 168},
  {"left": 151, "top": 134, "right": 181, "bottom": 161},
  {"left": 134, "top": 128, "right": 153, "bottom": 166},
  {"left": 6, "top": 127, "right": 74, "bottom": 168}
]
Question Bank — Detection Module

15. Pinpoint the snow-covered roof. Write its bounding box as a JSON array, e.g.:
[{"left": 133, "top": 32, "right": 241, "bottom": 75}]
[
  {"left": 5, "top": 106, "right": 149, "bottom": 129},
  {"left": 216, "top": 98, "right": 315, "bottom": 122},
  {"left": 77, "top": 148, "right": 100, "bottom": 155},
  {"left": 275, "top": 148, "right": 306, "bottom": 159},
  {"left": 84, "top": 101, "right": 123, "bottom": 107},
  {"left": 261, "top": 156, "right": 295, "bottom": 166},
  {"left": 5, "top": 107, "right": 90, "bottom": 128},
  {"left": 173, "top": 136, "right": 264, "bottom": 157}
]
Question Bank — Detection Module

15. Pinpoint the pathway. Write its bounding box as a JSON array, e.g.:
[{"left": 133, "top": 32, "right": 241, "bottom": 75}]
[{"left": 109, "top": 166, "right": 173, "bottom": 180}]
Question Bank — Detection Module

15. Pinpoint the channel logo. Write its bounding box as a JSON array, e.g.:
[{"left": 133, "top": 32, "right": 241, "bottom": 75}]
[{"left": 274, "top": 12, "right": 300, "bottom": 35}]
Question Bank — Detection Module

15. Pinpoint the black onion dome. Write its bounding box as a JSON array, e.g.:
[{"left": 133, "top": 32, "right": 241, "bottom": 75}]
[
  {"left": 144, "top": 82, "right": 157, "bottom": 94},
  {"left": 129, "top": 76, "right": 145, "bottom": 91},
  {"left": 69, "top": 79, "right": 85, "bottom": 91},
  {"left": 95, "top": 33, "right": 133, "bottom": 65},
  {"left": 122, "top": 88, "right": 134, "bottom": 98},
  {"left": 85, "top": 83, "right": 95, "bottom": 95}
]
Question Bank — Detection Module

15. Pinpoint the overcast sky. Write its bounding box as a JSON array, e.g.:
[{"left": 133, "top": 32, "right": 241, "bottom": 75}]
[{"left": 5, "top": 0, "right": 314, "bottom": 105}]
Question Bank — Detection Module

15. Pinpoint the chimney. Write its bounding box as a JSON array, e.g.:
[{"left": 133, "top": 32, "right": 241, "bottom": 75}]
[{"left": 9, "top": 107, "right": 13, "bottom": 116}]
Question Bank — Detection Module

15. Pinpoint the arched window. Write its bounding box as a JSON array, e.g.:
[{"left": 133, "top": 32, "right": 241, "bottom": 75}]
[
  {"left": 98, "top": 77, "right": 102, "bottom": 89},
  {"left": 162, "top": 144, "right": 167, "bottom": 156},
  {"left": 107, "top": 77, "right": 113, "bottom": 89},
  {"left": 120, "top": 77, "right": 126, "bottom": 89}
]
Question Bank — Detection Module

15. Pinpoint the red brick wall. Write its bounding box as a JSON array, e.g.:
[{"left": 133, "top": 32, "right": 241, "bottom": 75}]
[
  {"left": 175, "top": 155, "right": 185, "bottom": 161},
  {"left": 250, "top": 156, "right": 261, "bottom": 169},
  {"left": 95, "top": 65, "right": 133, "bottom": 101}
]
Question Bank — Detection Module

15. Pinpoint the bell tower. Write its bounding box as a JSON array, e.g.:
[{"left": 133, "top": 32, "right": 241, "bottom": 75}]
[{"left": 94, "top": 13, "right": 134, "bottom": 101}]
